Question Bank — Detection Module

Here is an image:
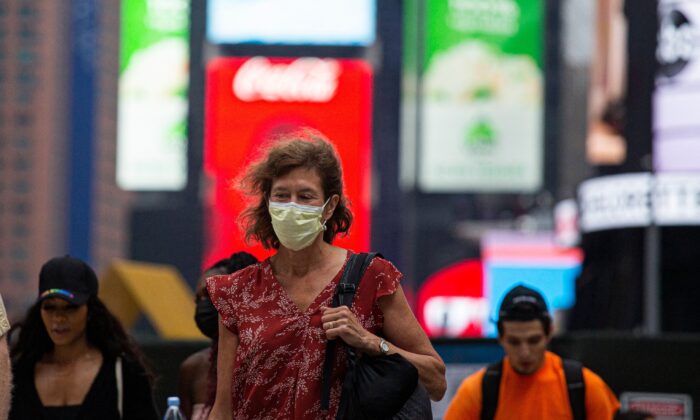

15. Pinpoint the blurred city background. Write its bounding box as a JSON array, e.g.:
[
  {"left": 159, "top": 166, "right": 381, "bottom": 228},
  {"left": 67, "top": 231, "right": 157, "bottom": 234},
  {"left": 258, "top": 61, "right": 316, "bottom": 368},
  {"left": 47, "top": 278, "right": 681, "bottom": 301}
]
[{"left": 1, "top": 0, "right": 699, "bottom": 417}]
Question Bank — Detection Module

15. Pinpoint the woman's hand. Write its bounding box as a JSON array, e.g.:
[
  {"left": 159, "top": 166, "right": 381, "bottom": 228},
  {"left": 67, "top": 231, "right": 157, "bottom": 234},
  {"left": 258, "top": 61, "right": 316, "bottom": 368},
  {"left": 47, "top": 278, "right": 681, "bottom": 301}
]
[
  {"left": 322, "top": 288, "right": 447, "bottom": 402},
  {"left": 321, "top": 306, "right": 380, "bottom": 355}
]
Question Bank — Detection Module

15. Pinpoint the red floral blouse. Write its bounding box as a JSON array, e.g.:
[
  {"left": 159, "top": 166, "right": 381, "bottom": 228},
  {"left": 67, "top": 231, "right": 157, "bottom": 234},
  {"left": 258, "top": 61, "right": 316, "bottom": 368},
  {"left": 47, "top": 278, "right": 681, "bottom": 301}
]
[{"left": 206, "top": 251, "right": 402, "bottom": 420}]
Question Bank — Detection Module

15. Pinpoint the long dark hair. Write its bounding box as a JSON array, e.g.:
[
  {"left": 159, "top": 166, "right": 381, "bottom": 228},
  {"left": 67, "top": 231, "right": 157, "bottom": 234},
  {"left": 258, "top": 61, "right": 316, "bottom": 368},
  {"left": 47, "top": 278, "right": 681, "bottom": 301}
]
[{"left": 10, "top": 295, "right": 153, "bottom": 379}]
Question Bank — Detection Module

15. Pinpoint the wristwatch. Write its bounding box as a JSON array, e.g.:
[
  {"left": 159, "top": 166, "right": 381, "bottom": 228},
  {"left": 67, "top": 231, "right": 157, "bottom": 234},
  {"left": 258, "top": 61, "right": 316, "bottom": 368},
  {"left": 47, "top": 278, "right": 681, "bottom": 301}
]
[{"left": 379, "top": 338, "right": 390, "bottom": 355}]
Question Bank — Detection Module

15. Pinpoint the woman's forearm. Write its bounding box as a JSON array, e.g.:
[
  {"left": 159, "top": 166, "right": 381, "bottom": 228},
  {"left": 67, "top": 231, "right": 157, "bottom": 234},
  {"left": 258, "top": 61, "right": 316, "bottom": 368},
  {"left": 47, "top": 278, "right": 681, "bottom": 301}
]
[
  {"left": 367, "top": 336, "right": 446, "bottom": 401},
  {"left": 397, "top": 349, "right": 447, "bottom": 401}
]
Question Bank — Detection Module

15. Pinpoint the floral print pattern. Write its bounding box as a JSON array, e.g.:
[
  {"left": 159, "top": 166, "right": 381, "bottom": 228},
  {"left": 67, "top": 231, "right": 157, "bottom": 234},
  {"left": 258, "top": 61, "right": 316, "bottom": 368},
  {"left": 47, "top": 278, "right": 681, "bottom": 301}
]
[{"left": 207, "top": 251, "right": 402, "bottom": 420}]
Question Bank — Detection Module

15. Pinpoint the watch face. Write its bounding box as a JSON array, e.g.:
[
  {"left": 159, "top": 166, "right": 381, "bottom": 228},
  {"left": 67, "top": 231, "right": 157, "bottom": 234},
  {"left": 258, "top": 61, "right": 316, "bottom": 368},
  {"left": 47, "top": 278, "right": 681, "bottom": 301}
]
[{"left": 380, "top": 340, "right": 389, "bottom": 353}]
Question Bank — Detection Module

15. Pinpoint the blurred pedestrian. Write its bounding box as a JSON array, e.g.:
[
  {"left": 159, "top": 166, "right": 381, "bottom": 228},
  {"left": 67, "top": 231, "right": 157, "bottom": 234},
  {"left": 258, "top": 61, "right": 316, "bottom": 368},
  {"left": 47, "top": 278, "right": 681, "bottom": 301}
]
[
  {"left": 1, "top": 292, "right": 11, "bottom": 420},
  {"left": 445, "top": 284, "right": 620, "bottom": 419},
  {"left": 177, "top": 251, "right": 258, "bottom": 420},
  {"left": 9, "top": 255, "right": 159, "bottom": 420},
  {"left": 207, "top": 131, "right": 446, "bottom": 419}
]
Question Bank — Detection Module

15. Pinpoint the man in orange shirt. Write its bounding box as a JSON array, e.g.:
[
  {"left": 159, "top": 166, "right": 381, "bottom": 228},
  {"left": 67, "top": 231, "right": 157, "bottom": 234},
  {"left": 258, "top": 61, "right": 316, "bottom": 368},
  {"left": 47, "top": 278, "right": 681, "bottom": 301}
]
[{"left": 444, "top": 285, "right": 620, "bottom": 420}]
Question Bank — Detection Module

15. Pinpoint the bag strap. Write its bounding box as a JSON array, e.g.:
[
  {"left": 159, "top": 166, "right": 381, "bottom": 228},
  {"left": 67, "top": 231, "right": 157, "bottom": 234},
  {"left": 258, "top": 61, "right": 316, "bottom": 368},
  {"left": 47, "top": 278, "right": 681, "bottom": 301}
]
[
  {"left": 480, "top": 361, "right": 502, "bottom": 420},
  {"left": 320, "top": 252, "right": 380, "bottom": 411},
  {"left": 115, "top": 356, "right": 123, "bottom": 419},
  {"left": 562, "top": 359, "right": 585, "bottom": 420}
]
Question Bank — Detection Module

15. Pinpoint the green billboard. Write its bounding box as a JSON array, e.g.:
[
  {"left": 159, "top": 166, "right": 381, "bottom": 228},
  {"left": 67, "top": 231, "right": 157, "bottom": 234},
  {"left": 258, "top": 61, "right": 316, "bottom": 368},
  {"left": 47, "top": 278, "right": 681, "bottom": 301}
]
[
  {"left": 117, "top": 0, "right": 190, "bottom": 190},
  {"left": 419, "top": 0, "right": 544, "bottom": 192}
]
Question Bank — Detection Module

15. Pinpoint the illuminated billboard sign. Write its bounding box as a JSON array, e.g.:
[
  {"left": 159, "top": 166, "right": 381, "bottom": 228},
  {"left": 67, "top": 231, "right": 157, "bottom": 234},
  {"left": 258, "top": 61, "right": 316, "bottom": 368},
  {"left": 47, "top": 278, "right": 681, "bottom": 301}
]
[
  {"left": 206, "top": 0, "right": 376, "bottom": 46},
  {"left": 419, "top": 0, "right": 545, "bottom": 192},
  {"left": 203, "top": 57, "right": 373, "bottom": 264},
  {"left": 117, "top": 0, "right": 190, "bottom": 191},
  {"left": 578, "top": 172, "right": 700, "bottom": 232},
  {"left": 416, "top": 260, "right": 487, "bottom": 338},
  {"left": 415, "top": 230, "right": 583, "bottom": 339},
  {"left": 654, "top": 0, "right": 700, "bottom": 172},
  {"left": 481, "top": 231, "right": 582, "bottom": 337}
]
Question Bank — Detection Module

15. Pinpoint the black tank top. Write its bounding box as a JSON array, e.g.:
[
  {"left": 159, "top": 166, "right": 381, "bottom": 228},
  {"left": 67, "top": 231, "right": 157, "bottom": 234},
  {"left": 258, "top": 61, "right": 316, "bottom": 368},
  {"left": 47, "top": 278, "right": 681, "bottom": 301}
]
[{"left": 42, "top": 405, "right": 81, "bottom": 420}]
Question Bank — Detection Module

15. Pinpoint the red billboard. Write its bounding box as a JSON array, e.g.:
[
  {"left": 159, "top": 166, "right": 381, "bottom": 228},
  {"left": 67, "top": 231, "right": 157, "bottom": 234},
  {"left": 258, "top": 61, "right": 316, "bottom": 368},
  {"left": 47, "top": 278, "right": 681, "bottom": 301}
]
[
  {"left": 203, "top": 56, "right": 373, "bottom": 265},
  {"left": 416, "top": 260, "right": 486, "bottom": 338}
]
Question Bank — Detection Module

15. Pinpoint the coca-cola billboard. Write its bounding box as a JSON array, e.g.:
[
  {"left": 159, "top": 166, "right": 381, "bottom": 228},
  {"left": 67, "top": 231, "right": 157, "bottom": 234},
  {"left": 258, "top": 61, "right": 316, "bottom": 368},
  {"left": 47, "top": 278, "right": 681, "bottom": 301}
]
[
  {"left": 233, "top": 57, "right": 340, "bottom": 102},
  {"left": 203, "top": 57, "right": 373, "bottom": 265}
]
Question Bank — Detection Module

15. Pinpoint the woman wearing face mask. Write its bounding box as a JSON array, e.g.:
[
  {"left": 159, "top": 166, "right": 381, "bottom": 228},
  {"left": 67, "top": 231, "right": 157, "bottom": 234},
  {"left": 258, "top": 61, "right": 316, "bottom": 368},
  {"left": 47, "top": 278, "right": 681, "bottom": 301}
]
[
  {"left": 206, "top": 130, "right": 447, "bottom": 420},
  {"left": 9, "top": 255, "right": 158, "bottom": 420},
  {"left": 177, "top": 252, "right": 258, "bottom": 420}
]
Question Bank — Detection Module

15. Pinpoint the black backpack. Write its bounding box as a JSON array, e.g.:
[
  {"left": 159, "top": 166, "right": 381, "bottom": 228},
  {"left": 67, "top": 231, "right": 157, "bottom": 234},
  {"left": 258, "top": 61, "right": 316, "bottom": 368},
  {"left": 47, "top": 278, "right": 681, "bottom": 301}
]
[{"left": 480, "top": 358, "right": 585, "bottom": 420}]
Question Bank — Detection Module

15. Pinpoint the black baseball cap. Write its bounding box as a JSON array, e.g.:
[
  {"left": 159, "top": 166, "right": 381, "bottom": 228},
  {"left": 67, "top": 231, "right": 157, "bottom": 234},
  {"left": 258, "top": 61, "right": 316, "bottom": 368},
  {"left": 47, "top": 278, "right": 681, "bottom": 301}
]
[
  {"left": 498, "top": 285, "right": 550, "bottom": 321},
  {"left": 38, "top": 255, "right": 98, "bottom": 305}
]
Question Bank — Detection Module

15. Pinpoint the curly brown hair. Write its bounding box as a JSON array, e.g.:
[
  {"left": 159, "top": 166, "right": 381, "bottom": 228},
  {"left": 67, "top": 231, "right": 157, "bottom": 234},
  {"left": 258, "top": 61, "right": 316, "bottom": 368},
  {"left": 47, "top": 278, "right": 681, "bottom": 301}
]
[{"left": 239, "top": 129, "right": 353, "bottom": 249}]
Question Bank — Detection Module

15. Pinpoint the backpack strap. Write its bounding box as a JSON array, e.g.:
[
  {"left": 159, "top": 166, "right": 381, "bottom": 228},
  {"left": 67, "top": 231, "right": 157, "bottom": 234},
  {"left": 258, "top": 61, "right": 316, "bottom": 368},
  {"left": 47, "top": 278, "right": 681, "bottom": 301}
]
[
  {"left": 320, "top": 252, "right": 381, "bottom": 411},
  {"left": 480, "top": 361, "right": 503, "bottom": 420},
  {"left": 480, "top": 358, "right": 585, "bottom": 420},
  {"left": 562, "top": 359, "right": 586, "bottom": 420}
]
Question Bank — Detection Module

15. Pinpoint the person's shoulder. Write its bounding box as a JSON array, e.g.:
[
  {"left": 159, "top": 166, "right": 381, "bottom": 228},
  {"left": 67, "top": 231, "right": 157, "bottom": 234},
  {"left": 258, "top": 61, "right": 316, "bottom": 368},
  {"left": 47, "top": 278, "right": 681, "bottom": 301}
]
[
  {"left": 363, "top": 253, "right": 402, "bottom": 278},
  {"left": 233, "top": 260, "right": 264, "bottom": 277},
  {"left": 461, "top": 366, "right": 486, "bottom": 387},
  {"left": 452, "top": 366, "right": 487, "bottom": 399},
  {"left": 549, "top": 353, "right": 611, "bottom": 392},
  {"left": 444, "top": 367, "right": 486, "bottom": 419},
  {"left": 546, "top": 350, "right": 563, "bottom": 363},
  {"left": 207, "top": 261, "right": 264, "bottom": 290},
  {"left": 582, "top": 365, "right": 621, "bottom": 413},
  {"left": 552, "top": 352, "right": 596, "bottom": 382},
  {"left": 180, "top": 348, "right": 210, "bottom": 373},
  {"left": 117, "top": 352, "right": 150, "bottom": 376},
  {"left": 582, "top": 365, "right": 612, "bottom": 389},
  {"left": 11, "top": 356, "right": 34, "bottom": 380},
  {"left": 356, "top": 252, "right": 404, "bottom": 300},
  {"left": 179, "top": 348, "right": 211, "bottom": 381}
]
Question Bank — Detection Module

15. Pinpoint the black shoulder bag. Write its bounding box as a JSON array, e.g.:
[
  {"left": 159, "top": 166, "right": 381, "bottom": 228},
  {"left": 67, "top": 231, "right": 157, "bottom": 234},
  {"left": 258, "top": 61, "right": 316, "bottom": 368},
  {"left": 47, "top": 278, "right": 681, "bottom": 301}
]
[{"left": 321, "top": 252, "right": 433, "bottom": 420}]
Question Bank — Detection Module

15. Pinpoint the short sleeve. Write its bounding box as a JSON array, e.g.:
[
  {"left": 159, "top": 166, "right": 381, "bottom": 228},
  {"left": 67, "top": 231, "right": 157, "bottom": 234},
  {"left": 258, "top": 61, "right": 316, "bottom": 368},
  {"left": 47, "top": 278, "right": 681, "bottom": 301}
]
[
  {"left": 365, "top": 257, "right": 403, "bottom": 301},
  {"left": 443, "top": 369, "right": 485, "bottom": 420},
  {"left": 206, "top": 273, "right": 241, "bottom": 335},
  {"left": 583, "top": 368, "right": 621, "bottom": 419},
  {"left": 0, "top": 293, "right": 10, "bottom": 337},
  {"left": 350, "top": 255, "right": 404, "bottom": 333}
]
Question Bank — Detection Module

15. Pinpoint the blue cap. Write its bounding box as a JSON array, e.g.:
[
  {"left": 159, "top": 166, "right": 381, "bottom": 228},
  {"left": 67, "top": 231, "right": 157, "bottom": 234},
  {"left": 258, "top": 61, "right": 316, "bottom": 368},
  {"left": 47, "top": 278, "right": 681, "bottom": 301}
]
[{"left": 167, "top": 396, "right": 180, "bottom": 407}]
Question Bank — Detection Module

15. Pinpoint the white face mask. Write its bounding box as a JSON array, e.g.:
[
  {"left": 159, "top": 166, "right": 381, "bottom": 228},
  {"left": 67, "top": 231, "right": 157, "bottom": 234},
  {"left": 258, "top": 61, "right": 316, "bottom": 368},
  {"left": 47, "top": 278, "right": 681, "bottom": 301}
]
[{"left": 268, "top": 198, "right": 331, "bottom": 251}]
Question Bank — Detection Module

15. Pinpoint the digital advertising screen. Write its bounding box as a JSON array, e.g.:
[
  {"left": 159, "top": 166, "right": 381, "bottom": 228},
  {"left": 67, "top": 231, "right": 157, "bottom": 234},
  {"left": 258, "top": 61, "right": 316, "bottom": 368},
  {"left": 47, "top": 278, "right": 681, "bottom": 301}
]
[
  {"left": 416, "top": 259, "right": 487, "bottom": 338},
  {"left": 654, "top": 0, "right": 700, "bottom": 172},
  {"left": 414, "top": 231, "right": 582, "bottom": 339},
  {"left": 586, "top": 0, "right": 629, "bottom": 166},
  {"left": 206, "top": 0, "right": 376, "bottom": 46},
  {"left": 203, "top": 56, "right": 373, "bottom": 265},
  {"left": 481, "top": 231, "right": 582, "bottom": 336},
  {"left": 117, "top": 0, "right": 190, "bottom": 191},
  {"left": 419, "top": 0, "right": 545, "bottom": 192}
]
